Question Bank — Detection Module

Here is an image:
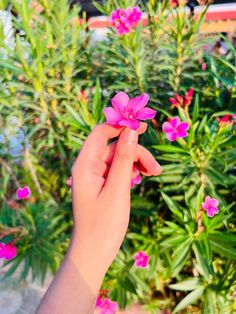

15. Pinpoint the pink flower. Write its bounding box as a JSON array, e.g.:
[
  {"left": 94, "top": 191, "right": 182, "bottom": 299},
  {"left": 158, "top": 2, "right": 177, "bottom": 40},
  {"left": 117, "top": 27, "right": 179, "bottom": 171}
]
[
  {"left": 66, "top": 176, "right": 73, "bottom": 187},
  {"left": 0, "top": 243, "right": 5, "bottom": 258},
  {"left": 16, "top": 186, "right": 31, "bottom": 200},
  {"left": 162, "top": 116, "right": 189, "bottom": 142},
  {"left": 169, "top": 88, "right": 194, "bottom": 107},
  {"left": 202, "top": 196, "right": 219, "bottom": 218},
  {"left": 110, "top": 6, "right": 142, "bottom": 35},
  {"left": 103, "top": 91, "right": 156, "bottom": 130},
  {"left": 0, "top": 242, "right": 17, "bottom": 260},
  {"left": 133, "top": 251, "right": 149, "bottom": 268},
  {"left": 4, "top": 243, "right": 17, "bottom": 260},
  {"left": 96, "top": 295, "right": 103, "bottom": 307},
  {"left": 131, "top": 165, "right": 142, "bottom": 188},
  {"left": 131, "top": 174, "right": 141, "bottom": 189},
  {"left": 96, "top": 296, "right": 118, "bottom": 314},
  {"left": 201, "top": 63, "right": 207, "bottom": 71}
]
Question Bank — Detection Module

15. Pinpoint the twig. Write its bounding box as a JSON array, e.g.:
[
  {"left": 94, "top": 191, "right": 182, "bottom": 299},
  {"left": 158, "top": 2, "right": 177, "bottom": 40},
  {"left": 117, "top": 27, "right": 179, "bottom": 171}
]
[{"left": 24, "top": 149, "right": 43, "bottom": 195}]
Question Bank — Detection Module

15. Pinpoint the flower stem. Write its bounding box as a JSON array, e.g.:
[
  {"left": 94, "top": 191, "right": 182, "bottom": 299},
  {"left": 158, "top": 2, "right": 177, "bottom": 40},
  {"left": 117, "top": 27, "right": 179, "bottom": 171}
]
[{"left": 24, "top": 149, "right": 43, "bottom": 195}]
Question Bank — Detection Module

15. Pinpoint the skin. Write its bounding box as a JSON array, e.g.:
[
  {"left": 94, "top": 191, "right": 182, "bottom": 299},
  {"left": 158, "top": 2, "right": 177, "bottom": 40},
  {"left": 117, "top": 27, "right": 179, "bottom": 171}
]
[{"left": 36, "top": 123, "right": 162, "bottom": 314}]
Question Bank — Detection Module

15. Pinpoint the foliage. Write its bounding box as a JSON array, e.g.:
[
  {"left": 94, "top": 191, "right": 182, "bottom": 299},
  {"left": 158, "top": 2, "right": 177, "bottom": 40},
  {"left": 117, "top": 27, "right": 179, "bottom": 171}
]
[{"left": 0, "top": 0, "right": 235, "bottom": 313}]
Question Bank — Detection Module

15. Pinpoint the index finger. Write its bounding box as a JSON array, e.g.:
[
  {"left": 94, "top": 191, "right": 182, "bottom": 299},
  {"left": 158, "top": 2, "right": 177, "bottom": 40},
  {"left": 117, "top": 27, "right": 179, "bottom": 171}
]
[{"left": 72, "top": 123, "right": 147, "bottom": 198}]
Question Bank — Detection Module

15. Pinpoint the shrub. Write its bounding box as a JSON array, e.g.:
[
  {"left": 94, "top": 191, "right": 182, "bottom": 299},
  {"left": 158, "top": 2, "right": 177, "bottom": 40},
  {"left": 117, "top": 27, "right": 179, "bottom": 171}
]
[{"left": 0, "top": 0, "right": 235, "bottom": 313}]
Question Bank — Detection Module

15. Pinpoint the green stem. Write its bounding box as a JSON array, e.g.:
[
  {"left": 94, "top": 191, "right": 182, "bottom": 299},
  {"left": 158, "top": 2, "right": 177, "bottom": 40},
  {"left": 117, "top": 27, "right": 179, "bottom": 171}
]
[{"left": 24, "top": 149, "right": 43, "bottom": 195}]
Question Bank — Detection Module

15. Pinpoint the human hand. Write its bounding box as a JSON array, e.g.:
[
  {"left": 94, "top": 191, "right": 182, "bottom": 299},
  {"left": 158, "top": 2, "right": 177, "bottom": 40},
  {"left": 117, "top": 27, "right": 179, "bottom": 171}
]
[
  {"left": 71, "top": 123, "right": 162, "bottom": 269},
  {"left": 36, "top": 123, "right": 162, "bottom": 314}
]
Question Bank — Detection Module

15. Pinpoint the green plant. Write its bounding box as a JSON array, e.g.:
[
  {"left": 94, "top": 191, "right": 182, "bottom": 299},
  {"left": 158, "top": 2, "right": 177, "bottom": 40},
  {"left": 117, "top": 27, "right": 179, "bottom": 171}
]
[{"left": 0, "top": 0, "right": 235, "bottom": 313}]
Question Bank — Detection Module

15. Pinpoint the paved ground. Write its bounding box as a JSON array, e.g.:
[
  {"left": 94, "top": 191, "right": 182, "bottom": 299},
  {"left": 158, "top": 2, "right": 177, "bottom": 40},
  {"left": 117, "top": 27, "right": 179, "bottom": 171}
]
[
  {"left": 0, "top": 283, "right": 147, "bottom": 313},
  {"left": 0, "top": 263, "right": 148, "bottom": 314}
]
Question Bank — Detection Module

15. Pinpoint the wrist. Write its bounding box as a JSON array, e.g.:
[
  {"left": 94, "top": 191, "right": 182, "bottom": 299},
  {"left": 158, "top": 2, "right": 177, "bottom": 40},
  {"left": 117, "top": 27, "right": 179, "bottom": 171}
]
[{"left": 67, "top": 230, "right": 112, "bottom": 291}]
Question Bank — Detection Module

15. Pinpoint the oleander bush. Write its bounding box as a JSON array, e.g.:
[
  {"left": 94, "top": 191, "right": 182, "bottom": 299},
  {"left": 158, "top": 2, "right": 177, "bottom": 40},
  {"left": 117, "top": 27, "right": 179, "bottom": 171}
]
[{"left": 0, "top": 0, "right": 235, "bottom": 313}]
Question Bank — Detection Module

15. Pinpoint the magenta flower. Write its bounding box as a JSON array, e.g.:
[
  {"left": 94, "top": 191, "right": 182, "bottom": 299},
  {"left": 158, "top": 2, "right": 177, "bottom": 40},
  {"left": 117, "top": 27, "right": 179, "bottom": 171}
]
[
  {"left": 0, "top": 242, "right": 17, "bottom": 260},
  {"left": 96, "top": 295, "right": 103, "bottom": 307},
  {"left": 162, "top": 116, "right": 189, "bottom": 142},
  {"left": 201, "top": 63, "right": 207, "bottom": 71},
  {"left": 103, "top": 92, "right": 156, "bottom": 130},
  {"left": 131, "top": 165, "right": 142, "bottom": 188},
  {"left": 66, "top": 176, "right": 73, "bottom": 187},
  {"left": 0, "top": 243, "right": 5, "bottom": 258},
  {"left": 202, "top": 196, "right": 219, "bottom": 218},
  {"left": 96, "top": 296, "right": 118, "bottom": 314},
  {"left": 131, "top": 174, "right": 141, "bottom": 189},
  {"left": 16, "top": 186, "right": 31, "bottom": 200},
  {"left": 110, "top": 6, "right": 142, "bottom": 36},
  {"left": 133, "top": 251, "right": 149, "bottom": 268}
]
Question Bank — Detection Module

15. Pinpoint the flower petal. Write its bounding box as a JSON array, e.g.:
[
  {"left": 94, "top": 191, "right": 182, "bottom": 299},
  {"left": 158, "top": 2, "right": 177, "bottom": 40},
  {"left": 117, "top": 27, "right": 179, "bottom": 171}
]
[
  {"left": 136, "top": 107, "right": 156, "bottom": 120},
  {"left": 162, "top": 122, "right": 174, "bottom": 133},
  {"left": 202, "top": 202, "right": 208, "bottom": 211},
  {"left": 170, "top": 116, "right": 181, "bottom": 128},
  {"left": 119, "top": 118, "right": 140, "bottom": 130},
  {"left": 111, "top": 92, "right": 129, "bottom": 112},
  {"left": 177, "top": 122, "right": 189, "bottom": 132},
  {"left": 103, "top": 107, "right": 123, "bottom": 125},
  {"left": 166, "top": 132, "right": 177, "bottom": 142},
  {"left": 210, "top": 198, "right": 219, "bottom": 207},
  {"left": 177, "top": 130, "right": 188, "bottom": 138},
  {"left": 128, "top": 93, "right": 149, "bottom": 112}
]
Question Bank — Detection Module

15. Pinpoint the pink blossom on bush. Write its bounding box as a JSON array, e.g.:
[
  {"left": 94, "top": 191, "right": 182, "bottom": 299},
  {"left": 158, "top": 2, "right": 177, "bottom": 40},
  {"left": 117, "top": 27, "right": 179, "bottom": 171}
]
[
  {"left": 133, "top": 251, "right": 149, "bottom": 268},
  {"left": 131, "top": 165, "right": 142, "bottom": 188},
  {"left": 201, "top": 62, "right": 207, "bottom": 70},
  {"left": 131, "top": 174, "right": 142, "bottom": 189},
  {"left": 103, "top": 91, "right": 156, "bottom": 130},
  {"left": 96, "top": 295, "right": 103, "bottom": 307},
  {"left": 0, "top": 242, "right": 17, "bottom": 260},
  {"left": 202, "top": 196, "right": 219, "bottom": 217},
  {"left": 16, "top": 186, "right": 31, "bottom": 200},
  {"left": 110, "top": 6, "right": 142, "bottom": 35},
  {"left": 66, "top": 176, "right": 73, "bottom": 187},
  {"left": 0, "top": 243, "right": 5, "bottom": 258},
  {"left": 162, "top": 116, "right": 189, "bottom": 142},
  {"left": 96, "top": 296, "right": 118, "bottom": 314}
]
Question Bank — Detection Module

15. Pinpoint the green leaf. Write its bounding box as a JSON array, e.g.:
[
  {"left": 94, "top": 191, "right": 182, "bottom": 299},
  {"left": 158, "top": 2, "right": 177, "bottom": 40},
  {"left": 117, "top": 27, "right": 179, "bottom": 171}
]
[
  {"left": 169, "top": 277, "right": 201, "bottom": 291},
  {"left": 173, "top": 287, "right": 205, "bottom": 313},
  {"left": 209, "top": 240, "right": 236, "bottom": 259},
  {"left": 193, "top": 241, "right": 214, "bottom": 280},
  {"left": 161, "top": 191, "right": 183, "bottom": 220},
  {"left": 153, "top": 145, "right": 187, "bottom": 153},
  {"left": 172, "top": 238, "right": 192, "bottom": 274},
  {"left": 119, "top": 275, "right": 136, "bottom": 294},
  {"left": 192, "top": 93, "right": 199, "bottom": 122},
  {"left": 92, "top": 78, "right": 103, "bottom": 122}
]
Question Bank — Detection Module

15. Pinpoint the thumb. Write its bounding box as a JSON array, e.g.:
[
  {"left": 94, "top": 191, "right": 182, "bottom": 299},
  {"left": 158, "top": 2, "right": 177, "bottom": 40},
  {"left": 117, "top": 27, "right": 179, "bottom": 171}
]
[{"left": 102, "top": 128, "right": 138, "bottom": 195}]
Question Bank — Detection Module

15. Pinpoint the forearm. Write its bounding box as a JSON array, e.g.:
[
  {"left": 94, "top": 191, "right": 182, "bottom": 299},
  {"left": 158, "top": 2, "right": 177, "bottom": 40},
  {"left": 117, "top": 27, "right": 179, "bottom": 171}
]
[{"left": 36, "top": 231, "right": 109, "bottom": 314}]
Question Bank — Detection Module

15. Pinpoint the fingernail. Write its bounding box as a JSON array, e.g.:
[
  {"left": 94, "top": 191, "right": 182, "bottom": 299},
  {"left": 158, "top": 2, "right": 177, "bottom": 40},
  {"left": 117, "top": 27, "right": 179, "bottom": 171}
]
[{"left": 122, "top": 128, "right": 138, "bottom": 144}]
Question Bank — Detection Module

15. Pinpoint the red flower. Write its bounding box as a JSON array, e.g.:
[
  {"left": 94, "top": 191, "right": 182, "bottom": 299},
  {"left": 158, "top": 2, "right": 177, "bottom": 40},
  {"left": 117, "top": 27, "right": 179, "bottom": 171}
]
[
  {"left": 169, "top": 88, "right": 194, "bottom": 107},
  {"left": 216, "top": 114, "right": 234, "bottom": 126}
]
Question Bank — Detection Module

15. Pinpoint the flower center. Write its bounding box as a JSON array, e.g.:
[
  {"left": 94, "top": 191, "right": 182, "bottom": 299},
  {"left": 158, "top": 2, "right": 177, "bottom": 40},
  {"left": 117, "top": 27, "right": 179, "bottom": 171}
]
[{"left": 125, "top": 108, "right": 135, "bottom": 119}]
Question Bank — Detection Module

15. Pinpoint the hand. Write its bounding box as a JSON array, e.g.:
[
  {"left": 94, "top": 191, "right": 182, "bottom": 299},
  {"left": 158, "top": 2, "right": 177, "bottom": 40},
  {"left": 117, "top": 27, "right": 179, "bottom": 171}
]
[
  {"left": 36, "top": 123, "right": 162, "bottom": 314},
  {"left": 71, "top": 123, "right": 162, "bottom": 267}
]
